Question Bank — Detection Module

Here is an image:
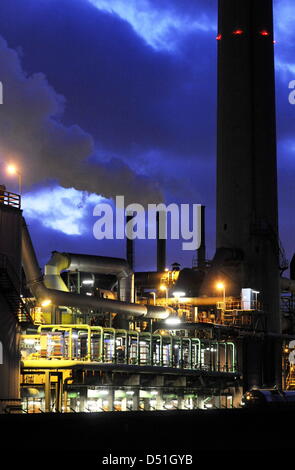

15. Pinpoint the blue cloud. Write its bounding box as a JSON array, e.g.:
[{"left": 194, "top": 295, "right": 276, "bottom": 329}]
[
  {"left": 88, "top": 0, "right": 216, "bottom": 50},
  {"left": 22, "top": 185, "right": 103, "bottom": 235}
]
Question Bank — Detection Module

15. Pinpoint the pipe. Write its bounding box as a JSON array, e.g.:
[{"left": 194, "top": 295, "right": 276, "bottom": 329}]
[
  {"left": 197, "top": 205, "right": 206, "bottom": 269},
  {"left": 21, "top": 218, "right": 169, "bottom": 319},
  {"left": 44, "top": 252, "right": 69, "bottom": 292},
  {"left": 45, "top": 251, "right": 134, "bottom": 302},
  {"left": 126, "top": 212, "right": 134, "bottom": 270}
]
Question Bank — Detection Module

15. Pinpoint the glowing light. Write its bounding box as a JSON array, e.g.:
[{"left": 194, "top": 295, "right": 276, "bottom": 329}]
[
  {"left": 216, "top": 34, "right": 222, "bottom": 40},
  {"left": 165, "top": 316, "right": 181, "bottom": 325},
  {"left": 260, "top": 30, "right": 270, "bottom": 36},
  {"left": 173, "top": 291, "right": 186, "bottom": 298},
  {"left": 82, "top": 279, "right": 95, "bottom": 286},
  {"left": 6, "top": 164, "right": 18, "bottom": 175},
  {"left": 41, "top": 299, "right": 51, "bottom": 308},
  {"left": 216, "top": 282, "right": 225, "bottom": 290},
  {"left": 233, "top": 29, "right": 244, "bottom": 35},
  {"left": 159, "top": 285, "right": 167, "bottom": 291},
  {"left": 24, "top": 339, "right": 36, "bottom": 345}
]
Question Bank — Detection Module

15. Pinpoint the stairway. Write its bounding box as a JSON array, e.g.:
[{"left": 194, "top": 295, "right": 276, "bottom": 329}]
[
  {"left": 286, "top": 372, "right": 295, "bottom": 390},
  {"left": 0, "top": 255, "right": 32, "bottom": 325}
]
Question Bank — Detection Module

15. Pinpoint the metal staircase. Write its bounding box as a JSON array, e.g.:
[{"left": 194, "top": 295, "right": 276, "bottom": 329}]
[
  {"left": 286, "top": 370, "right": 295, "bottom": 390},
  {"left": 0, "top": 253, "right": 33, "bottom": 325}
]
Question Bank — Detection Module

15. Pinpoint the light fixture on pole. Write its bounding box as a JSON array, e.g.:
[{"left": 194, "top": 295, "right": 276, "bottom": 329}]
[
  {"left": 159, "top": 284, "right": 168, "bottom": 305},
  {"left": 6, "top": 164, "right": 22, "bottom": 195},
  {"left": 150, "top": 291, "right": 156, "bottom": 305},
  {"left": 252, "top": 290, "right": 260, "bottom": 309},
  {"left": 216, "top": 281, "right": 226, "bottom": 319}
]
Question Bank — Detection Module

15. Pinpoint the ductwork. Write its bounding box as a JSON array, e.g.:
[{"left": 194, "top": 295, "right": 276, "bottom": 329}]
[
  {"left": 21, "top": 218, "right": 170, "bottom": 320},
  {"left": 44, "top": 252, "right": 69, "bottom": 292},
  {"left": 44, "top": 251, "right": 134, "bottom": 302}
]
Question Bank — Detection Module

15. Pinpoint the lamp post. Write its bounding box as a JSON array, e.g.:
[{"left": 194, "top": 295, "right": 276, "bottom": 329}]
[
  {"left": 159, "top": 284, "right": 168, "bottom": 305},
  {"left": 150, "top": 292, "right": 156, "bottom": 306},
  {"left": 216, "top": 282, "right": 226, "bottom": 322},
  {"left": 252, "top": 290, "right": 260, "bottom": 310},
  {"left": 6, "top": 164, "right": 22, "bottom": 195}
]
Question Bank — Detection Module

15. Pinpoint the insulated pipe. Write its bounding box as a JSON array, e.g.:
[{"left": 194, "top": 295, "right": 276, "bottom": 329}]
[
  {"left": 21, "top": 218, "right": 169, "bottom": 319},
  {"left": 126, "top": 212, "right": 134, "bottom": 270},
  {"left": 44, "top": 252, "right": 69, "bottom": 292},
  {"left": 45, "top": 252, "right": 134, "bottom": 302}
]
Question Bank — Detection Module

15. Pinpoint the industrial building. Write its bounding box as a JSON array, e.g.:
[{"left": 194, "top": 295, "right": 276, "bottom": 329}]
[{"left": 1, "top": 0, "right": 295, "bottom": 415}]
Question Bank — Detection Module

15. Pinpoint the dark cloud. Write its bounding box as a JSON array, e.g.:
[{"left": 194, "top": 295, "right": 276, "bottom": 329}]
[
  {"left": 0, "top": 0, "right": 216, "bottom": 160},
  {"left": 0, "top": 34, "right": 162, "bottom": 204}
]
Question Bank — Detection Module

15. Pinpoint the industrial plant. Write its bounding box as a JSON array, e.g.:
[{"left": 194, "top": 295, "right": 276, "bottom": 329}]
[{"left": 1, "top": 0, "right": 295, "bottom": 419}]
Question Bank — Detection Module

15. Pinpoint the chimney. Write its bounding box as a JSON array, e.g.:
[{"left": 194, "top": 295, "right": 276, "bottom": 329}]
[
  {"left": 197, "top": 205, "right": 206, "bottom": 269},
  {"left": 156, "top": 211, "right": 166, "bottom": 272},
  {"left": 126, "top": 212, "right": 134, "bottom": 270}
]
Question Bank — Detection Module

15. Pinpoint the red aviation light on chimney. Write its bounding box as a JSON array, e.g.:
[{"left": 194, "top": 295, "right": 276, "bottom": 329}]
[
  {"left": 216, "top": 33, "right": 222, "bottom": 41},
  {"left": 233, "top": 29, "right": 244, "bottom": 36},
  {"left": 260, "top": 30, "right": 270, "bottom": 36}
]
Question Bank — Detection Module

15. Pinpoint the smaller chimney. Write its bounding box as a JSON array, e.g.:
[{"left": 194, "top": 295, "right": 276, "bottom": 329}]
[
  {"left": 156, "top": 211, "right": 166, "bottom": 272},
  {"left": 197, "top": 205, "right": 206, "bottom": 269},
  {"left": 126, "top": 212, "right": 134, "bottom": 270}
]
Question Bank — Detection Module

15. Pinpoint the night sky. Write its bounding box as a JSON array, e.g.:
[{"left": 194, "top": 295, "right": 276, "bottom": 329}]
[{"left": 0, "top": 0, "right": 294, "bottom": 272}]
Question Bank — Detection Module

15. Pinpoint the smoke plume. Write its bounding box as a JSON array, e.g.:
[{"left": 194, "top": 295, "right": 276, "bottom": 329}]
[{"left": 0, "top": 36, "right": 162, "bottom": 204}]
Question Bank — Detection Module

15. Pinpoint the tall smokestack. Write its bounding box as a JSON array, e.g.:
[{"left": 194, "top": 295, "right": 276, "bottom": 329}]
[
  {"left": 217, "top": 0, "right": 279, "bottom": 329},
  {"left": 215, "top": 0, "right": 280, "bottom": 386},
  {"left": 156, "top": 211, "right": 166, "bottom": 272},
  {"left": 126, "top": 212, "right": 134, "bottom": 270}
]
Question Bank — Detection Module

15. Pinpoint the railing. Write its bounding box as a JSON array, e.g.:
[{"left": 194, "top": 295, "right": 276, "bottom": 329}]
[
  {"left": 21, "top": 326, "right": 238, "bottom": 373},
  {"left": 0, "top": 190, "right": 21, "bottom": 209}
]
